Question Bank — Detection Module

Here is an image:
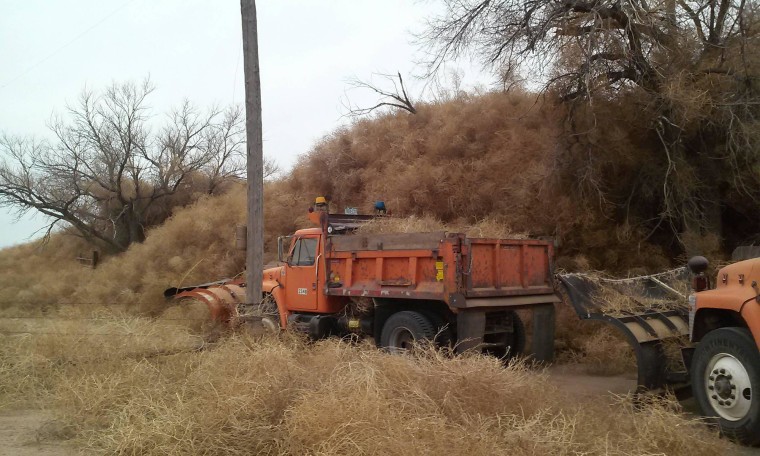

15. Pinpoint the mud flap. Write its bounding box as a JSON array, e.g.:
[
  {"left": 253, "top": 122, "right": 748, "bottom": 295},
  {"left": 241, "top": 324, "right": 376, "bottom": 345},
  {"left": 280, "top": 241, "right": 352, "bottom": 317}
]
[
  {"left": 531, "top": 303, "right": 555, "bottom": 363},
  {"left": 455, "top": 310, "right": 485, "bottom": 354}
]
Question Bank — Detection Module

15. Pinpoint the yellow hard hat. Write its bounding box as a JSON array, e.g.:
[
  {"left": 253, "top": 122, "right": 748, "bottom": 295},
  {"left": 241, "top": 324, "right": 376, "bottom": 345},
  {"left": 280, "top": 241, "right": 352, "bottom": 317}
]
[{"left": 315, "top": 196, "right": 327, "bottom": 204}]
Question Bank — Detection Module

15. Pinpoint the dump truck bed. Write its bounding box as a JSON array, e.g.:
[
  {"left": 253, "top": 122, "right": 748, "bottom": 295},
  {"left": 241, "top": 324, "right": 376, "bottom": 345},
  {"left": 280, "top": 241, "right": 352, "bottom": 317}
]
[{"left": 324, "top": 232, "right": 557, "bottom": 308}]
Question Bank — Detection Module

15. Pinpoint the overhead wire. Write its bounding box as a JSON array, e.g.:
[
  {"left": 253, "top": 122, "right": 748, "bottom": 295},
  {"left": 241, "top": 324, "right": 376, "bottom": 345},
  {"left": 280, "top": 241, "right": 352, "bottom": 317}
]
[
  {"left": 0, "top": 0, "right": 139, "bottom": 90},
  {"left": 0, "top": 330, "right": 204, "bottom": 337}
]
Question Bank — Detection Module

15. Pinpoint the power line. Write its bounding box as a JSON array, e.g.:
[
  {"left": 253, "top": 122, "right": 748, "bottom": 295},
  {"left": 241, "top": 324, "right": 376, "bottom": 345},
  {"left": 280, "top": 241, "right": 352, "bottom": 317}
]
[
  {"left": 232, "top": 42, "right": 242, "bottom": 103},
  {"left": 0, "top": 316, "right": 211, "bottom": 321},
  {"left": 0, "top": 329, "right": 206, "bottom": 337},
  {"left": 0, "top": 299, "right": 224, "bottom": 307},
  {"left": 0, "top": 0, "right": 139, "bottom": 90}
]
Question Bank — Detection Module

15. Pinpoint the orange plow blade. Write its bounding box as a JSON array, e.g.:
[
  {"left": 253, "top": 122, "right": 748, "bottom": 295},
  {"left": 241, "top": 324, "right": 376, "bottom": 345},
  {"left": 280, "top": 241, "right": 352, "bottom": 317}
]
[{"left": 165, "top": 279, "right": 246, "bottom": 328}]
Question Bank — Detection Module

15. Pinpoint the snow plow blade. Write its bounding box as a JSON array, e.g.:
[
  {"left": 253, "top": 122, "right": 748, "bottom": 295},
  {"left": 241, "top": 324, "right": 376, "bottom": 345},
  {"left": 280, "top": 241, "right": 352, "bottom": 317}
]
[
  {"left": 558, "top": 268, "right": 690, "bottom": 393},
  {"left": 164, "top": 278, "right": 246, "bottom": 327}
]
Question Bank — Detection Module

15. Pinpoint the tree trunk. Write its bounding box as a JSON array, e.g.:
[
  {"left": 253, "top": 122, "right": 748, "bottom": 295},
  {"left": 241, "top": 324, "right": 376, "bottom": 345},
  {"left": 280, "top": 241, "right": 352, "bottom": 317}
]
[
  {"left": 128, "top": 218, "right": 145, "bottom": 245},
  {"left": 679, "top": 142, "right": 724, "bottom": 256},
  {"left": 693, "top": 155, "right": 724, "bottom": 241},
  {"left": 112, "top": 205, "right": 146, "bottom": 251}
]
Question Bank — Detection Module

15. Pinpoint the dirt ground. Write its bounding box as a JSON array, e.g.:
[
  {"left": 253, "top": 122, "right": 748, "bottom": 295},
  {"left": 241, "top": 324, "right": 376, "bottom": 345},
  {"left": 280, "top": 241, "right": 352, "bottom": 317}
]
[
  {"left": 547, "top": 364, "right": 639, "bottom": 396},
  {"left": 3, "top": 365, "right": 757, "bottom": 455},
  {"left": 0, "top": 410, "right": 79, "bottom": 456},
  {"left": 546, "top": 365, "right": 759, "bottom": 455}
]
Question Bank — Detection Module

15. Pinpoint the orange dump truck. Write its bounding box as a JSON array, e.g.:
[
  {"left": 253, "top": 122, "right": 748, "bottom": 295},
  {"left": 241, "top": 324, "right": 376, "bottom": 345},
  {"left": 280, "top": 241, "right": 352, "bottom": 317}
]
[{"left": 168, "top": 208, "right": 560, "bottom": 361}]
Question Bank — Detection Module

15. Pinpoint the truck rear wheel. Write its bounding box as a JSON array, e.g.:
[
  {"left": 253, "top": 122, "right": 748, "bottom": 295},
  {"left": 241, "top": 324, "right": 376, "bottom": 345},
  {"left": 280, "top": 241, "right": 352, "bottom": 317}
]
[
  {"left": 485, "top": 311, "right": 526, "bottom": 361},
  {"left": 419, "top": 310, "right": 453, "bottom": 348},
  {"left": 380, "top": 311, "right": 436, "bottom": 354},
  {"left": 691, "top": 327, "right": 760, "bottom": 446},
  {"left": 505, "top": 311, "right": 526, "bottom": 357}
]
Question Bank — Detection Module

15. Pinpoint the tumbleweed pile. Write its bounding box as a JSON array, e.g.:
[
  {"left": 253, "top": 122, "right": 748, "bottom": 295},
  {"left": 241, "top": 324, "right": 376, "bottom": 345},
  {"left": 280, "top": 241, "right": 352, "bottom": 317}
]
[{"left": 0, "top": 316, "right": 726, "bottom": 455}]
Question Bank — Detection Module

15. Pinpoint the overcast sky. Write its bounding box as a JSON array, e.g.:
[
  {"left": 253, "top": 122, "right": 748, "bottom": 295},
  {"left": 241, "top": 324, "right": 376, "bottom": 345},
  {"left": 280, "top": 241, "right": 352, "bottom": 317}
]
[{"left": 0, "top": 0, "right": 489, "bottom": 248}]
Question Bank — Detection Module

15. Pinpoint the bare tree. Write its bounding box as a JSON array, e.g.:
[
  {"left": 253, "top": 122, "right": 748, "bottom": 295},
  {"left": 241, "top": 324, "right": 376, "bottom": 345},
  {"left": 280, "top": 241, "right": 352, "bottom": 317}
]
[
  {"left": 419, "top": 0, "right": 760, "bottom": 247},
  {"left": 344, "top": 71, "right": 417, "bottom": 116},
  {"left": 0, "top": 79, "right": 251, "bottom": 252},
  {"left": 419, "top": 0, "right": 752, "bottom": 97}
]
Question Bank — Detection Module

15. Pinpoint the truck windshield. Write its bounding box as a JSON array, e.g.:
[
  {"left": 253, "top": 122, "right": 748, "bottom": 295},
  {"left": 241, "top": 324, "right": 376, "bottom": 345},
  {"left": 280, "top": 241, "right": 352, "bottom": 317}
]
[{"left": 290, "top": 237, "right": 318, "bottom": 266}]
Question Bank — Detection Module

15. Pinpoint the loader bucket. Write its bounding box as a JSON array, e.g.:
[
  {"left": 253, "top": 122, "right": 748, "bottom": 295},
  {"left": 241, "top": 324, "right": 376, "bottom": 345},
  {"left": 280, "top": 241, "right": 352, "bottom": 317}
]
[
  {"left": 557, "top": 268, "right": 690, "bottom": 393},
  {"left": 165, "top": 279, "right": 246, "bottom": 327}
]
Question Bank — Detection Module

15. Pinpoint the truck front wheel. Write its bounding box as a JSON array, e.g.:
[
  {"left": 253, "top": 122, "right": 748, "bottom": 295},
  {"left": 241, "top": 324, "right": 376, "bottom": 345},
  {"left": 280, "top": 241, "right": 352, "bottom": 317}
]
[
  {"left": 380, "top": 311, "right": 436, "bottom": 354},
  {"left": 691, "top": 327, "right": 760, "bottom": 446}
]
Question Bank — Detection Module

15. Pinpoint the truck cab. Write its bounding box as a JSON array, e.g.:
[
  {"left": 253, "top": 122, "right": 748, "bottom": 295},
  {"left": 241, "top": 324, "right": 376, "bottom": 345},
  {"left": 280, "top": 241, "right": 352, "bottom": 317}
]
[
  {"left": 687, "top": 256, "right": 760, "bottom": 445},
  {"left": 265, "top": 228, "right": 324, "bottom": 314}
]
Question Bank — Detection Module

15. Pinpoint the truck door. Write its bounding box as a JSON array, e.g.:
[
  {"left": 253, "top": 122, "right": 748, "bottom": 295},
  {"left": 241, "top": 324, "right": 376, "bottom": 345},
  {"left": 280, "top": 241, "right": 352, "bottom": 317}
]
[{"left": 284, "top": 235, "right": 321, "bottom": 311}]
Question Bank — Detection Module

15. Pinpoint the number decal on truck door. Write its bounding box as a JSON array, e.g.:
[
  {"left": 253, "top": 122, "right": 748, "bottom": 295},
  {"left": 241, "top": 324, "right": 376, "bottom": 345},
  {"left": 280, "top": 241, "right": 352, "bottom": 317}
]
[{"left": 297, "top": 288, "right": 307, "bottom": 295}]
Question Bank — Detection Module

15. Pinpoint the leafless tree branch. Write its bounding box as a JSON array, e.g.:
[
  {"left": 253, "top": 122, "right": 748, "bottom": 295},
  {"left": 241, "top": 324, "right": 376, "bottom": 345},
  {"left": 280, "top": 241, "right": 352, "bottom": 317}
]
[{"left": 343, "top": 71, "right": 417, "bottom": 117}]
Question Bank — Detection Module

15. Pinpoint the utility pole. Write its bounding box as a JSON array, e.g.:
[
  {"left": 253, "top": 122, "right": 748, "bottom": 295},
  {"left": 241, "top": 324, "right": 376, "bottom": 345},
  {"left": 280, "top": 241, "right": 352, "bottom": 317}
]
[{"left": 241, "top": 0, "right": 263, "bottom": 305}]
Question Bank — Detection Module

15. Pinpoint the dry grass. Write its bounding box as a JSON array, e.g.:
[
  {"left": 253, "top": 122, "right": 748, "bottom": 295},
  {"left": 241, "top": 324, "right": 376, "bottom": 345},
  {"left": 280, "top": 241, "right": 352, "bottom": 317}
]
[
  {"left": 0, "top": 234, "right": 94, "bottom": 309},
  {"left": 357, "top": 214, "right": 528, "bottom": 239},
  {"left": 0, "top": 185, "right": 249, "bottom": 314},
  {"left": 553, "top": 301, "right": 637, "bottom": 376},
  {"left": 662, "top": 335, "right": 692, "bottom": 372},
  {"left": 588, "top": 271, "right": 690, "bottom": 316},
  {"left": 0, "top": 309, "right": 204, "bottom": 410},
  {"left": 356, "top": 214, "right": 448, "bottom": 234},
  {"left": 0, "top": 316, "right": 727, "bottom": 455},
  {"left": 0, "top": 180, "right": 302, "bottom": 315},
  {"left": 591, "top": 284, "right": 684, "bottom": 315},
  {"left": 573, "top": 328, "right": 637, "bottom": 375},
  {"left": 67, "top": 185, "right": 248, "bottom": 313}
]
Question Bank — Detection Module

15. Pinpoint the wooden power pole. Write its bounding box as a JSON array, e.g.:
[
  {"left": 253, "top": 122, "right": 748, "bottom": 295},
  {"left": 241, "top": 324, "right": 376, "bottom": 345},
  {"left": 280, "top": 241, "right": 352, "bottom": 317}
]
[{"left": 240, "top": 0, "right": 264, "bottom": 305}]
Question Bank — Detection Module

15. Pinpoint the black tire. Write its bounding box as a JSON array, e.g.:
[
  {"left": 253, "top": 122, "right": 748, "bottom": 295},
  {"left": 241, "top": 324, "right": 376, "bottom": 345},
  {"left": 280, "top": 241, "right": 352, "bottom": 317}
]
[
  {"left": 380, "top": 311, "right": 436, "bottom": 353},
  {"left": 487, "top": 311, "right": 526, "bottom": 360},
  {"left": 243, "top": 293, "right": 281, "bottom": 334},
  {"left": 507, "top": 311, "right": 526, "bottom": 356},
  {"left": 251, "top": 293, "right": 280, "bottom": 332},
  {"left": 419, "top": 310, "right": 453, "bottom": 348},
  {"left": 691, "top": 327, "right": 760, "bottom": 446}
]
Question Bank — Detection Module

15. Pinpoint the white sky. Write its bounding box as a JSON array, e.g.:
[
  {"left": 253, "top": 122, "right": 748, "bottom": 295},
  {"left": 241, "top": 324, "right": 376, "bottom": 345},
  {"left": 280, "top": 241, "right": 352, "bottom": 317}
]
[{"left": 0, "top": 0, "right": 489, "bottom": 248}]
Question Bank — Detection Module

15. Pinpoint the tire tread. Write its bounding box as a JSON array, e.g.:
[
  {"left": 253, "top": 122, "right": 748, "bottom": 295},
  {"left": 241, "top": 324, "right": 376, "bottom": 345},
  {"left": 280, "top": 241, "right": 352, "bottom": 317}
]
[{"left": 380, "top": 311, "right": 436, "bottom": 350}]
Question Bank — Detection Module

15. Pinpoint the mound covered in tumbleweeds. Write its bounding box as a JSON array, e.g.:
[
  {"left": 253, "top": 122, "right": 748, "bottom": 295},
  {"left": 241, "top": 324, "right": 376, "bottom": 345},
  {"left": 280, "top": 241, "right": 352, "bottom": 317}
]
[
  {"left": 356, "top": 215, "right": 528, "bottom": 239},
  {"left": 0, "top": 185, "right": 249, "bottom": 314}
]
